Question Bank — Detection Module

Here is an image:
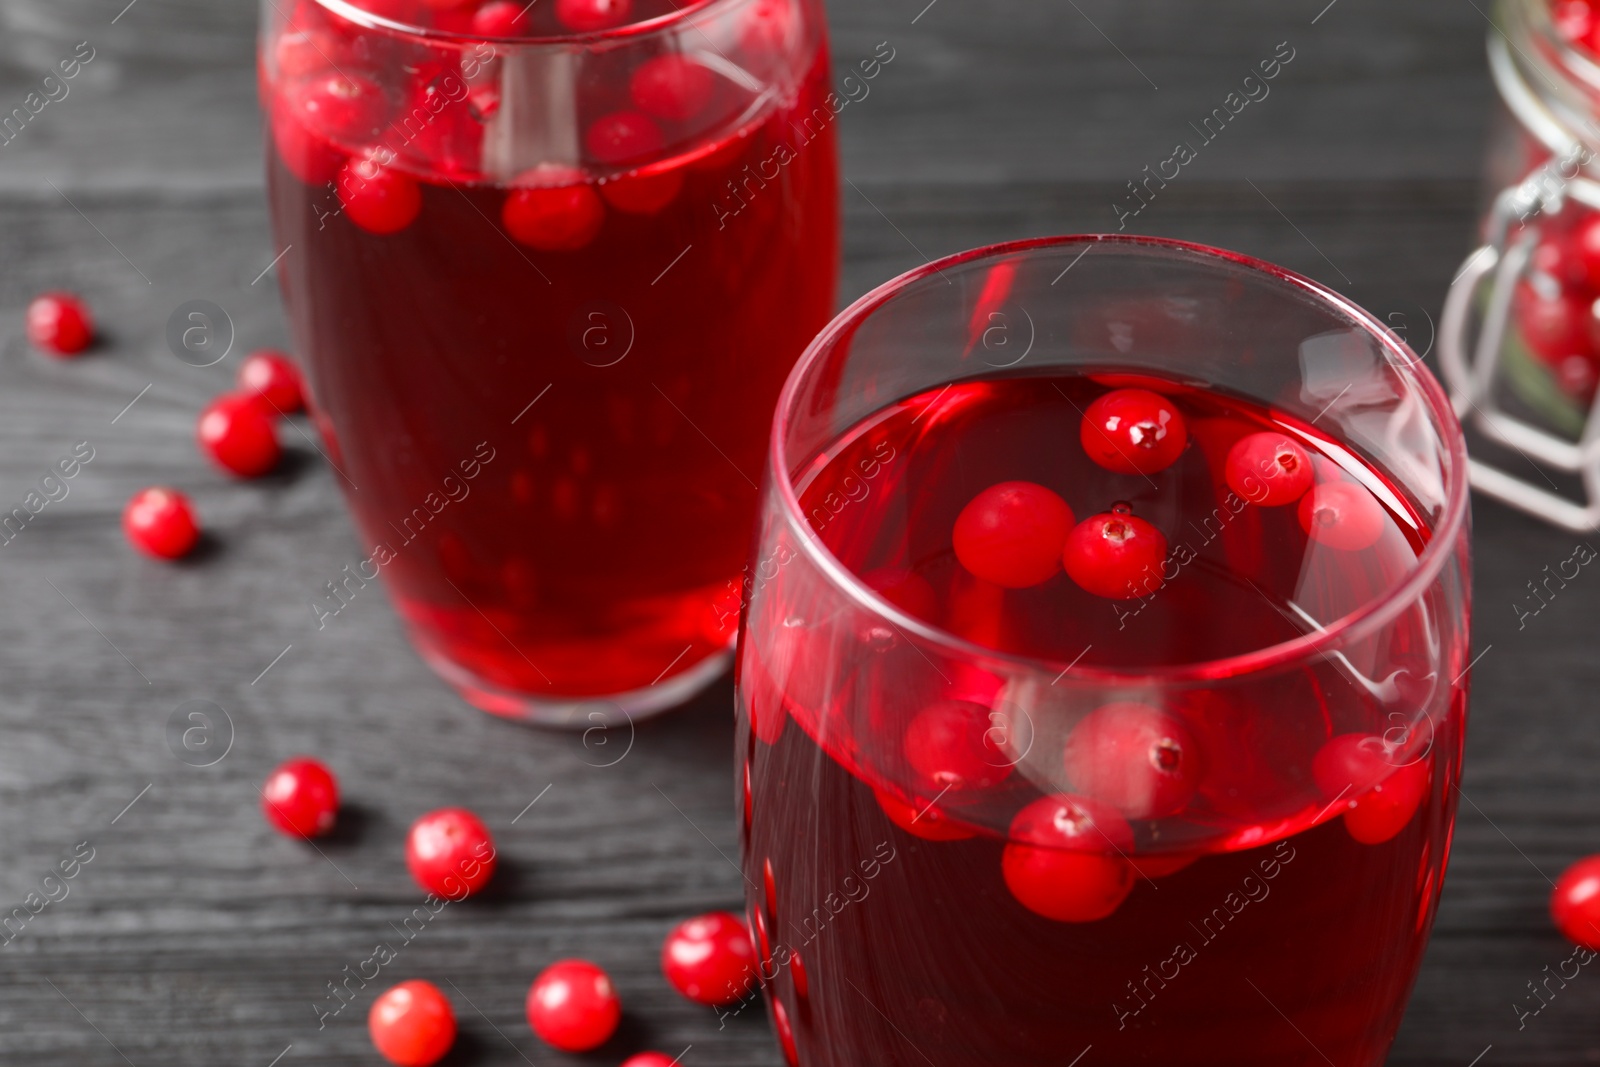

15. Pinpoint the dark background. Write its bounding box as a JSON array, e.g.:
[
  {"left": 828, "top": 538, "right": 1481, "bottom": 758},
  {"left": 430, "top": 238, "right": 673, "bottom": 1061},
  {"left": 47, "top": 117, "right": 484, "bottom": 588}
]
[{"left": 0, "top": 0, "right": 1586, "bottom": 1064}]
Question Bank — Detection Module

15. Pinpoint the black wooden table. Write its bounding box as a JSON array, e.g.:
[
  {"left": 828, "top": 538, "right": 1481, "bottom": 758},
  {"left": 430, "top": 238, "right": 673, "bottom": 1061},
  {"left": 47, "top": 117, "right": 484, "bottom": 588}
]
[{"left": 0, "top": 0, "right": 1589, "bottom": 1063}]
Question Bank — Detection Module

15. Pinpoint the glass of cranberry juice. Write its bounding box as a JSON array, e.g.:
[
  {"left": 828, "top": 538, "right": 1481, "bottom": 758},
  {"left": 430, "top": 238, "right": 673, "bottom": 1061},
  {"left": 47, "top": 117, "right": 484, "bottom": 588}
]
[
  {"left": 260, "top": 0, "right": 839, "bottom": 724},
  {"left": 737, "top": 236, "right": 1472, "bottom": 1067}
]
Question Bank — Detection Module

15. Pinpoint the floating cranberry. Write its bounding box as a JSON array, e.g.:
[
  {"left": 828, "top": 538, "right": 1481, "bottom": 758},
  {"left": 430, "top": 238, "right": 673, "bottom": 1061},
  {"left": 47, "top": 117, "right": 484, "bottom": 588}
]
[
  {"left": 1062, "top": 702, "right": 1202, "bottom": 819},
  {"left": 198, "top": 393, "right": 282, "bottom": 478},
  {"left": 1515, "top": 281, "right": 1589, "bottom": 363},
  {"left": 274, "top": 27, "right": 340, "bottom": 80},
  {"left": 661, "top": 911, "right": 756, "bottom": 1006},
  {"left": 406, "top": 807, "right": 497, "bottom": 898},
  {"left": 1226, "top": 431, "right": 1313, "bottom": 507},
  {"left": 1061, "top": 504, "right": 1167, "bottom": 599},
  {"left": 739, "top": 0, "right": 793, "bottom": 57},
  {"left": 338, "top": 153, "right": 422, "bottom": 235},
  {"left": 237, "top": 349, "right": 306, "bottom": 413},
  {"left": 951, "top": 481, "right": 1074, "bottom": 588},
  {"left": 26, "top": 291, "right": 94, "bottom": 356},
  {"left": 601, "top": 168, "right": 686, "bottom": 215},
  {"left": 369, "top": 980, "right": 456, "bottom": 1067},
  {"left": 903, "top": 700, "right": 1011, "bottom": 791},
  {"left": 1002, "top": 794, "right": 1135, "bottom": 922},
  {"left": 770, "top": 996, "right": 799, "bottom": 1067},
  {"left": 472, "top": 0, "right": 531, "bottom": 35},
  {"left": 631, "top": 55, "right": 715, "bottom": 121},
  {"left": 503, "top": 164, "right": 606, "bottom": 251},
  {"left": 1298, "top": 482, "right": 1385, "bottom": 552},
  {"left": 272, "top": 97, "right": 345, "bottom": 185},
  {"left": 1553, "top": 855, "right": 1600, "bottom": 949},
  {"left": 1312, "top": 733, "right": 1429, "bottom": 844},
  {"left": 586, "top": 110, "right": 665, "bottom": 166},
  {"left": 1080, "top": 387, "right": 1187, "bottom": 475},
  {"left": 123, "top": 487, "right": 200, "bottom": 561},
  {"left": 873, "top": 787, "right": 974, "bottom": 841},
  {"left": 286, "top": 71, "right": 387, "bottom": 142},
  {"left": 526, "top": 959, "right": 621, "bottom": 1052},
  {"left": 262, "top": 757, "right": 339, "bottom": 838},
  {"left": 555, "top": 0, "right": 633, "bottom": 31}
]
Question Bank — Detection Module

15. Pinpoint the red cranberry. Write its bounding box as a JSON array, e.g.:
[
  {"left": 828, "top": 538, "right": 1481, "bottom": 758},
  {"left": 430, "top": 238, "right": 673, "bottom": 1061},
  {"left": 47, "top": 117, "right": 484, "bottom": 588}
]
[
  {"left": 406, "top": 807, "right": 497, "bottom": 898},
  {"left": 770, "top": 996, "right": 799, "bottom": 1067},
  {"left": 1574, "top": 212, "right": 1600, "bottom": 289},
  {"left": 951, "top": 481, "right": 1074, "bottom": 588},
  {"left": 1062, "top": 702, "right": 1202, "bottom": 819},
  {"left": 1080, "top": 387, "right": 1187, "bottom": 475},
  {"left": 1556, "top": 350, "right": 1600, "bottom": 401},
  {"left": 198, "top": 393, "right": 282, "bottom": 478},
  {"left": 903, "top": 699, "right": 1012, "bottom": 791},
  {"left": 369, "top": 980, "right": 456, "bottom": 1067},
  {"left": 338, "top": 153, "right": 422, "bottom": 235},
  {"left": 600, "top": 168, "right": 686, "bottom": 215},
  {"left": 503, "top": 164, "right": 606, "bottom": 251},
  {"left": 1515, "top": 281, "right": 1590, "bottom": 363},
  {"left": 661, "top": 911, "right": 756, "bottom": 1006},
  {"left": 586, "top": 110, "right": 665, "bottom": 166},
  {"left": 237, "top": 349, "right": 307, "bottom": 413},
  {"left": 621, "top": 1055, "right": 679, "bottom": 1067},
  {"left": 1001, "top": 794, "right": 1135, "bottom": 922},
  {"left": 285, "top": 71, "right": 387, "bottom": 142},
  {"left": 555, "top": 0, "right": 633, "bottom": 31},
  {"left": 472, "top": 0, "right": 531, "bottom": 35},
  {"left": 739, "top": 0, "right": 793, "bottom": 57},
  {"left": 1225, "top": 431, "right": 1313, "bottom": 507},
  {"left": 763, "top": 856, "right": 777, "bottom": 915},
  {"left": 26, "top": 291, "right": 94, "bottom": 356},
  {"left": 526, "top": 959, "right": 621, "bottom": 1052},
  {"left": 1532, "top": 231, "right": 1586, "bottom": 288},
  {"left": 272, "top": 97, "right": 345, "bottom": 185},
  {"left": 1555, "top": 0, "right": 1599, "bottom": 46},
  {"left": 789, "top": 949, "right": 809, "bottom": 999},
  {"left": 1311, "top": 733, "right": 1429, "bottom": 844},
  {"left": 1061, "top": 504, "right": 1168, "bottom": 600},
  {"left": 402, "top": 74, "right": 484, "bottom": 180},
  {"left": 262, "top": 757, "right": 339, "bottom": 837},
  {"left": 1297, "top": 482, "right": 1385, "bottom": 552},
  {"left": 630, "top": 55, "right": 715, "bottom": 121},
  {"left": 1553, "top": 855, "right": 1600, "bottom": 949},
  {"left": 274, "top": 27, "right": 340, "bottom": 80},
  {"left": 873, "top": 787, "right": 974, "bottom": 841},
  {"left": 123, "top": 487, "right": 200, "bottom": 561}
]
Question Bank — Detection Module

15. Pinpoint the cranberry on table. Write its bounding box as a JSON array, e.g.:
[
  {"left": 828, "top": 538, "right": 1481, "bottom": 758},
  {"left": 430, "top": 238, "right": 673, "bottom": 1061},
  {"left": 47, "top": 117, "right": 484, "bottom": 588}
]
[
  {"left": 1311, "top": 732, "right": 1429, "bottom": 845},
  {"left": 1298, "top": 481, "right": 1386, "bottom": 552},
  {"left": 198, "top": 393, "right": 282, "bottom": 478},
  {"left": 585, "top": 110, "right": 666, "bottom": 165},
  {"left": 1002, "top": 794, "right": 1135, "bottom": 922},
  {"left": 503, "top": 165, "right": 606, "bottom": 251},
  {"left": 1061, "top": 504, "right": 1168, "bottom": 599},
  {"left": 1552, "top": 855, "right": 1600, "bottom": 949},
  {"left": 903, "top": 699, "right": 1012, "bottom": 791},
  {"left": 472, "top": 0, "right": 531, "bottom": 35},
  {"left": 1080, "top": 387, "right": 1188, "bottom": 475},
  {"left": 555, "top": 0, "right": 634, "bottom": 31},
  {"left": 1225, "top": 431, "right": 1314, "bottom": 507},
  {"left": 406, "top": 807, "right": 497, "bottom": 898},
  {"left": 26, "top": 291, "right": 94, "bottom": 356},
  {"left": 122, "top": 487, "right": 200, "bottom": 561},
  {"left": 1063, "top": 702, "right": 1202, "bottom": 819},
  {"left": 661, "top": 911, "right": 756, "bottom": 1006},
  {"left": 261, "top": 757, "right": 340, "bottom": 838},
  {"left": 338, "top": 154, "right": 422, "bottom": 235},
  {"left": 630, "top": 55, "right": 716, "bottom": 121},
  {"left": 237, "top": 349, "right": 306, "bottom": 413},
  {"left": 526, "top": 959, "right": 622, "bottom": 1052},
  {"left": 369, "top": 979, "right": 457, "bottom": 1067},
  {"left": 951, "top": 481, "right": 1074, "bottom": 588}
]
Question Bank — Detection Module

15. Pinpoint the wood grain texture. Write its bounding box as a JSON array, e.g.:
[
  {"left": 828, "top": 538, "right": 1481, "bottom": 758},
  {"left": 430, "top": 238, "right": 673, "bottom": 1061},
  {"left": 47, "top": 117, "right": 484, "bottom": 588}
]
[{"left": 0, "top": 0, "right": 1589, "bottom": 1063}]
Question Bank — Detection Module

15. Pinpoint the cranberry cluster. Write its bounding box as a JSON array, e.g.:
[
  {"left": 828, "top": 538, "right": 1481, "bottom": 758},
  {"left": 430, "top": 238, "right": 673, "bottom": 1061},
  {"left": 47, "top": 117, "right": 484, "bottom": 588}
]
[{"left": 1506, "top": 207, "right": 1600, "bottom": 406}]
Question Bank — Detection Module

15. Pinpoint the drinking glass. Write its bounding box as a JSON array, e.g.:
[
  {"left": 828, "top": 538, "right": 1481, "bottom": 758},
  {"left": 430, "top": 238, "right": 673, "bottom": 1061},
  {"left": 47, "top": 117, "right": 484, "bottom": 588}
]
[
  {"left": 259, "top": 0, "right": 839, "bottom": 724},
  {"left": 736, "top": 236, "right": 1471, "bottom": 1066}
]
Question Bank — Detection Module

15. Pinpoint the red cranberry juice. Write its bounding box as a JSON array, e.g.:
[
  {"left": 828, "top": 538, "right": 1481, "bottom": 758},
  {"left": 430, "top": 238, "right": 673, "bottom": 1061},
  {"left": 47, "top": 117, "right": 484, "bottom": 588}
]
[
  {"left": 265, "top": 24, "right": 839, "bottom": 699},
  {"left": 738, "top": 373, "right": 1462, "bottom": 1066}
]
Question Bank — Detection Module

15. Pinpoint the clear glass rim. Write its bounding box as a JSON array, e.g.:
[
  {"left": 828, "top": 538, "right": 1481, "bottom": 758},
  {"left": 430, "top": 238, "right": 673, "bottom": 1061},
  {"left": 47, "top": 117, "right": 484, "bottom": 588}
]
[
  {"left": 768, "top": 234, "right": 1472, "bottom": 686},
  {"left": 305, "top": 0, "right": 731, "bottom": 46}
]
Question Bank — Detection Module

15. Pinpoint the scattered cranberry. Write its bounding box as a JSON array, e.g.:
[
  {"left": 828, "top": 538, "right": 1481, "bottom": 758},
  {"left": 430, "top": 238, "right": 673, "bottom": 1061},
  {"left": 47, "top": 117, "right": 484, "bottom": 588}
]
[
  {"left": 338, "top": 153, "right": 422, "bottom": 235},
  {"left": 122, "top": 487, "right": 200, "bottom": 561},
  {"left": 503, "top": 165, "right": 607, "bottom": 251},
  {"left": 526, "top": 959, "right": 622, "bottom": 1052},
  {"left": 1226, "top": 431, "right": 1313, "bottom": 507},
  {"left": 472, "top": 0, "right": 531, "bottom": 35},
  {"left": 1553, "top": 855, "right": 1600, "bottom": 949},
  {"left": 873, "top": 787, "right": 974, "bottom": 841},
  {"left": 630, "top": 55, "right": 715, "bottom": 121},
  {"left": 237, "top": 349, "right": 306, "bottom": 413},
  {"left": 770, "top": 996, "right": 799, "bottom": 1067},
  {"left": 951, "top": 481, "right": 1074, "bottom": 588},
  {"left": 1297, "top": 482, "right": 1385, "bottom": 552},
  {"left": 661, "top": 911, "right": 756, "bottom": 1006},
  {"left": 1062, "top": 702, "right": 1202, "bottom": 819},
  {"left": 369, "top": 980, "right": 456, "bottom": 1067},
  {"left": 1311, "top": 733, "right": 1429, "bottom": 844},
  {"left": 555, "top": 0, "right": 633, "bottom": 31},
  {"left": 1080, "top": 387, "right": 1187, "bottom": 475},
  {"left": 903, "top": 699, "right": 1011, "bottom": 791},
  {"left": 406, "top": 807, "right": 497, "bottom": 898},
  {"left": 198, "top": 393, "right": 282, "bottom": 478},
  {"left": 261, "top": 757, "right": 340, "bottom": 838},
  {"left": 27, "top": 292, "right": 94, "bottom": 356},
  {"left": 1061, "top": 503, "right": 1168, "bottom": 599},
  {"left": 286, "top": 71, "right": 387, "bottom": 142},
  {"left": 585, "top": 110, "right": 665, "bottom": 166},
  {"left": 1002, "top": 794, "right": 1135, "bottom": 922}
]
